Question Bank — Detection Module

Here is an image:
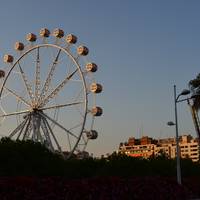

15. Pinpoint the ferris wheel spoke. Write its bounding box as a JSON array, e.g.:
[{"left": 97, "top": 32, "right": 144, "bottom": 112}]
[
  {"left": 39, "top": 69, "right": 78, "bottom": 108},
  {"left": 75, "top": 89, "right": 85, "bottom": 115},
  {"left": 69, "top": 123, "right": 83, "bottom": 131},
  {"left": 75, "top": 106, "right": 85, "bottom": 118},
  {"left": 39, "top": 49, "right": 62, "bottom": 102},
  {"left": 4, "top": 87, "right": 31, "bottom": 107},
  {"left": 77, "top": 138, "right": 87, "bottom": 148},
  {"left": 70, "top": 79, "right": 82, "bottom": 83},
  {"left": 73, "top": 87, "right": 84, "bottom": 102},
  {"left": 1, "top": 91, "right": 10, "bottom": 99},
  {"left": 68, "top": 87, "right": 85, "bottom": 118},
  {"left": 76, "top": 131, "right": 92, "bottom": 153},
  {"left": 0, "top": 109, "right": 30, "bottom": 118},
  {"left": 34, "top": 47, "right": 41, "bottom": 101},
  {"left": 41, "top": 115, "right": 64, "bottom": 154},
  {"left": 39, "top": 111, "right": 78, "bottom": 139},
  {"left": 40, "top": 101, "right": 84, "bottom": 111},
  {"left": 0, "top": 104, "right": 6, "bottom": 114},
  {"left": 17, "top": 62, "right": 34, "bottom": 103}
]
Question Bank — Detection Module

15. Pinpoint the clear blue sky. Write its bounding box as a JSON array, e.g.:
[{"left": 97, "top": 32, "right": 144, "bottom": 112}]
[{"left": 0, "top": 0, "right": 200, "bottom": 156}]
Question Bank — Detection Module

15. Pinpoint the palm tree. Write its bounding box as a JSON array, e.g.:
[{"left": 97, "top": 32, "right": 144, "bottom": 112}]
[
  {"left": 189, "top": 73, "right": 200, "bottom": 110},
  {"left": 188, "top": 74, "right": 200, "bottom": 140}
]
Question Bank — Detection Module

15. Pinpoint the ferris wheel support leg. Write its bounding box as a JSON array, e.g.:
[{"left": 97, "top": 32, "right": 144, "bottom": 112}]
[
  {"left": 9, "top": 117, "right": 28, "bottom": 138},
  {"left": 24, "top": 116, "right": 33, "bottom": 140},
  {"left": 32, "top": 116, "right": 37, "bottom": 142},
  {"left": 38, "top": 130, "right": 44, "bottom": 143},
  {"left": 40, "top": 118, "right": 55, "bottom": 152},
  {"left": 32, "top": 113, "right": 42, "bottom": 143},
  {"left": 41, "top": 114, "right": 64, "bottom": 156},
  {"left": 16, "top": 115, "right": 29, "bottom": 140},
  {"left": 38, "top": 110, "right": 72, "bottom": 151},
  {"left": 26, "top": 126, "right": 33, "bottom": 139},
  {"left": 22, "top": 115, "right": 31, "bottom": 140}
]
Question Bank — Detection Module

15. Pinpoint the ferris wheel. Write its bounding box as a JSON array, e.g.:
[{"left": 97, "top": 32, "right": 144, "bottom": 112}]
[{"left": 0, "top": 28, "right": 103, "bottom": 158}]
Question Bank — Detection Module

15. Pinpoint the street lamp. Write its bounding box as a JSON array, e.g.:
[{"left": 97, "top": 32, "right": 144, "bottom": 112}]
[{"left": 167, "top": 85, "right": 190, "bottom": 185}]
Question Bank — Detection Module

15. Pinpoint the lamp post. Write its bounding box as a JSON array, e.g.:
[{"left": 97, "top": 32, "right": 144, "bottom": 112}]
[{"left": 167, "top": 85, "right": 190, "bottom": 185}]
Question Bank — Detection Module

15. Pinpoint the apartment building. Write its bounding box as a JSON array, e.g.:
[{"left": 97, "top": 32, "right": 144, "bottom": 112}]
[
  {"left": 180, "top": 135, "right": 199, "bottom": 162},
  {"left": 119, "top": 135, "right": 200, "bottom": 162},
  {"left": 119, "top": 143, "right": 155, "bottom": 159}
]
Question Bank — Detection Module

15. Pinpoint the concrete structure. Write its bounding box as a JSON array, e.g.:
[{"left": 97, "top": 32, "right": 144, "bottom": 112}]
[{"left": 119, "top": 135, "right": 200, "bottom": 162}]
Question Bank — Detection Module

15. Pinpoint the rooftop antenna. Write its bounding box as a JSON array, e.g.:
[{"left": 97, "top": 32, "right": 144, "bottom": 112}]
[{"left": 139, "top": 122, "right": 143, "bottom": 138}]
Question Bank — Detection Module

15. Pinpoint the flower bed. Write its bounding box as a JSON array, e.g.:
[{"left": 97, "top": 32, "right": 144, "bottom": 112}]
[{"left": 0, "top": 176, "right": 197, "bottom": 200}]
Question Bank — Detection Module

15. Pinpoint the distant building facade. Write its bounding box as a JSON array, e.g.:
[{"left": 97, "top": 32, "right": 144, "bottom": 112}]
[{"left": 119, "top": 135, "right": 200, "bottom": 162}]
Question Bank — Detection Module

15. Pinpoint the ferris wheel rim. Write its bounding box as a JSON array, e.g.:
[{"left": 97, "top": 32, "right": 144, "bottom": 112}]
[
  {"left": 0, "top": 43, "right": 89, "bottom": 156},
  {"left": 0, "top": 28, "right": 102, "bottom": 158}
]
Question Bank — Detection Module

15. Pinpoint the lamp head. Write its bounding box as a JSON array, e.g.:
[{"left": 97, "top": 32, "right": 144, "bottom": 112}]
[
  {"left": 180, "top": 89, "right": 190, "bottom": 96},
  {"left": 167, "top": 121, "right": 176, "bottom": 126}
]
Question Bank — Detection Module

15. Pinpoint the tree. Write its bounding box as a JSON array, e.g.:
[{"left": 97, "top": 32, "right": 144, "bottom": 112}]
[{"left": 189, "top": 73, "right": 200, "bottom": 110}]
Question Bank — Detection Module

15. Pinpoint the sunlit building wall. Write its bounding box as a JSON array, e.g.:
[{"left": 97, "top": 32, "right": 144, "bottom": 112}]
[{"left": 119, "top": 135, "right": 199, "bottom": 162}]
